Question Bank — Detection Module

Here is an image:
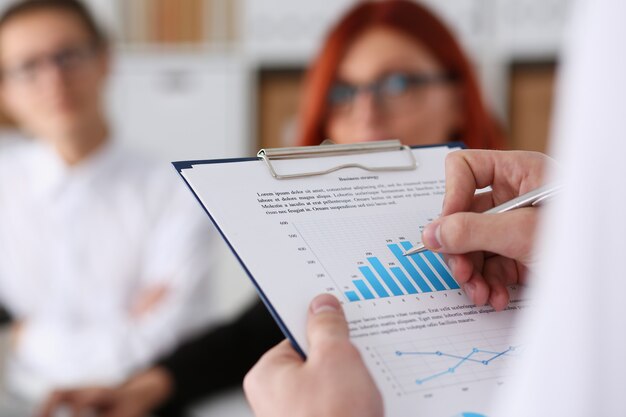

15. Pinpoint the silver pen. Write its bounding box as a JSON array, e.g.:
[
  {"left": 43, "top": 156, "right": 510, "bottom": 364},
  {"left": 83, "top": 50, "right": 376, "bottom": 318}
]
[{"left": 403, "top": 183, "right": 563, "bottom": 256}]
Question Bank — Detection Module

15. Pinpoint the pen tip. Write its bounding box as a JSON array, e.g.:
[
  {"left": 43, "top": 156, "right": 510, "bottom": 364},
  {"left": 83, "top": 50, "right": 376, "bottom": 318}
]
[{"left": 403, "top": 243, "right": 426, "bottom": 256}]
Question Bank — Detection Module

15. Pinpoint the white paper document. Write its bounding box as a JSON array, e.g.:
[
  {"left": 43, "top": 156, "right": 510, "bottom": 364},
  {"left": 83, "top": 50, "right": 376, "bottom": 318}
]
[{"left": 175, "top": 144, "right": 524, "bottom": 417}]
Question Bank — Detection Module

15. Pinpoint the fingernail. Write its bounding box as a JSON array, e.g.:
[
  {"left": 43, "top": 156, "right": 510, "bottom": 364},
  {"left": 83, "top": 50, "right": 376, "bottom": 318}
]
[
  {"left": 422, "top": 222, "right": 442, "bottom": 250},
  {"left": 310, "top": 295, "right": 340, "bottom": 315},
  {"left": 464, "top": 282, "right": 475, "bottom": 299},
  {"left": 446, "top": 256, "right": 455, "bottom": 272}
]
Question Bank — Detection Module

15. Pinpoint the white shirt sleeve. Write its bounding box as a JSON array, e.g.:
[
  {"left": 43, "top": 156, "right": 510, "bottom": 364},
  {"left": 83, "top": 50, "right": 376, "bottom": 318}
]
[
  {"left": 493, "top": 0, "right": 626, "bottom": 415},
  {"left": 14, "top": 173, "right": 218, "bottom": 389}
]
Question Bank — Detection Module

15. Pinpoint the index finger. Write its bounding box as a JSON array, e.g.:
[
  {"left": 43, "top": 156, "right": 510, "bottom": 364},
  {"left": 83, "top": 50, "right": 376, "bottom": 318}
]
[
  {"left": 442, "top": 150, "right": 498, "bottom": 216},
  {"left": 442, "top": 150, "right": 550, "bottom": 216}
]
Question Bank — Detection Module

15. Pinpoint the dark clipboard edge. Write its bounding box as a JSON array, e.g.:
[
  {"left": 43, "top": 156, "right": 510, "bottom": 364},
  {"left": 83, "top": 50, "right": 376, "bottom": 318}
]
[
  {"left": 172, "top": 141, "right": 466, "bottom": 359},
  {"left": 173, "top": 157, "right": 304, "bottom": 357}
]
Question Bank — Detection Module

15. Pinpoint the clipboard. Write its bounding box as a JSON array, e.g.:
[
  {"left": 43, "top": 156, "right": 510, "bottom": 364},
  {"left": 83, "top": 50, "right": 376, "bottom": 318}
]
[
  {"left": 257, "top": 139, "right": 417, "bottom": 179},
  {"left": 173, "top": 140, "right": 464, "bottom": 356},
  {"left": 172, "top": 140, "right": 523, "bottom": 417}
]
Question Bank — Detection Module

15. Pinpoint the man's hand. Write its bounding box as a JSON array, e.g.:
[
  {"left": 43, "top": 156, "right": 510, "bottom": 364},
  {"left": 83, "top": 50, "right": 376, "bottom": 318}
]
[
  {"left": 421, "top": 150, "right": 555, "bottom": 310},
  {"left": 37, "top": 367, "right": 173, "bottom": 417},
  {"left": 244, "top": 294, "right": 383, "bottom": 417}
]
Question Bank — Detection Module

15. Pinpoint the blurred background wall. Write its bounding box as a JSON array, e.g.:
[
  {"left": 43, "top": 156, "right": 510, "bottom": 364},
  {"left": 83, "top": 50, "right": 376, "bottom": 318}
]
[
  {"left": 0, "top": 0, "right": 570, "bottom": 316},
  {"left": 0, "top": 0, "right": 571, "bottom": 153}
]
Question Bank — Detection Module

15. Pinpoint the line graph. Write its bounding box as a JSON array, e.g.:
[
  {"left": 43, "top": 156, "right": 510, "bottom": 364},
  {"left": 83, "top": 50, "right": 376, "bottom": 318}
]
[
  {"left": 395, "top": 346, "right": 516, "bottom": 384},
  {"left": 373, "top": 328, "right": 518, "bottom": 394}
]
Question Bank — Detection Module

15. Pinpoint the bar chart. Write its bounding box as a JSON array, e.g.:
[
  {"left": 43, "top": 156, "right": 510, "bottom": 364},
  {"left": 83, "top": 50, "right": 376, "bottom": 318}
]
[
  {"left": 292, "top": 212, "right": 460, "bottom": 303},
  {"left": 348, "top": 242, "right": 458, "bottom": 302}
]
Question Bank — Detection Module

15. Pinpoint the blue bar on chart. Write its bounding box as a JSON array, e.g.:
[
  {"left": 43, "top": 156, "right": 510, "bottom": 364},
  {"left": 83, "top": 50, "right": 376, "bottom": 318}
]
[
  {"left": 390, "top": 267, "right": 418, "bottom": 294},
  {"left": 399, "top": 241, "right": 446, "bottom": 291},
  {"left": 422, "top": 251, "right": 460, "bottom": 289},
  {"left": 367, "top": 257, "right": 404, "bottom": 296},
  {"left": 345, "top": 290, "right": 360, "bottom": 302},
  {"left": 353, "top": 279, "right": 375, "bottom": 300},
  {"left": 358, "top": 266, "right": 390, "bottom": 298},
  {"left": 387, "top": 244, "right": 432, "bottom": 293},
  {"left": 344, "top": 241, "right": 460, "bottom": 302}
]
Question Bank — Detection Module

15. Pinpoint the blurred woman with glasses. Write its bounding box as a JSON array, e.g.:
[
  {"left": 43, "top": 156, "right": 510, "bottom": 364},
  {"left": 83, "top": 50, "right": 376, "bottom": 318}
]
[{"left": 298, "top": 0, "right": 505, "bottom": 149}]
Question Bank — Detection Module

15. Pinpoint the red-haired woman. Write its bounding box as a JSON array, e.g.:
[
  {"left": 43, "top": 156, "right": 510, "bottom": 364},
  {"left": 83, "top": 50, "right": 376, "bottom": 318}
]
[{"left": 298, "top": 0, "right": 505, "bottom": 149}]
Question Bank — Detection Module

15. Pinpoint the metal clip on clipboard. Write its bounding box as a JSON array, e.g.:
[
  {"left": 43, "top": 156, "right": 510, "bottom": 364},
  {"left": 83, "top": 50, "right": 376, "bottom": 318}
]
[{"left": 257, "top": 139, "right": 418, "bottom": 179}]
